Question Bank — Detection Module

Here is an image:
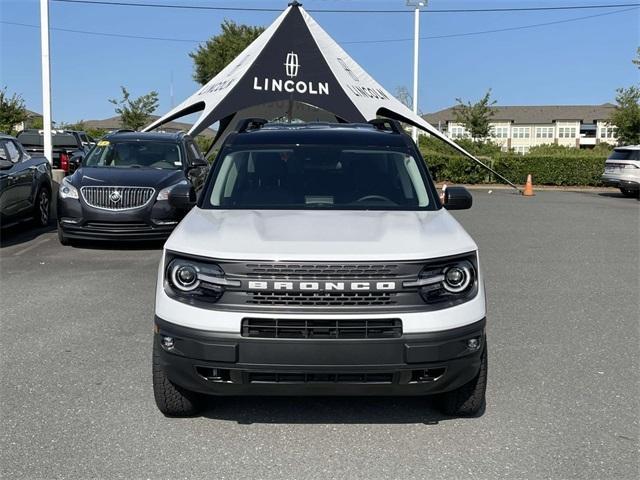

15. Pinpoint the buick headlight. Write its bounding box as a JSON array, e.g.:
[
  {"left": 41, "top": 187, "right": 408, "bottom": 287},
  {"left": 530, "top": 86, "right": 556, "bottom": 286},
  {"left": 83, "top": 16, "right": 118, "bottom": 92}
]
[
  {"left": 165, "top": 255, "right": 239, "bottom": 304},
  {"left": 157, "top": 180, "right": 189, "bottom": 201},
  {"left": 404, "top": 254, "right": 477, "bottom": 305},
  {"left": 59, "top": 177, "right": 79, "bottom": 199}
]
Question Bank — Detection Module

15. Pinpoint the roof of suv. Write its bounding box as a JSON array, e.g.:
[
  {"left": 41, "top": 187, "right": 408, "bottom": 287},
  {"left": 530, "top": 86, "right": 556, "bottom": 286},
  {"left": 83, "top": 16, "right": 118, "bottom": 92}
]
[
  {"left": 228, "top": 123, "right": 410, "bottom": 148},
  {"left": 104, "top": 131, "right": 186, "bottom": 142}
]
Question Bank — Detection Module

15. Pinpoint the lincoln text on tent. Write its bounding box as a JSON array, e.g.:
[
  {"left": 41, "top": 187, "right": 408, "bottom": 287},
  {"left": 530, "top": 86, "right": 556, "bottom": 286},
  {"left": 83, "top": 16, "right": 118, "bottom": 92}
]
[{"left": 253, "top": 77, "right": 330, "bottom": 95}]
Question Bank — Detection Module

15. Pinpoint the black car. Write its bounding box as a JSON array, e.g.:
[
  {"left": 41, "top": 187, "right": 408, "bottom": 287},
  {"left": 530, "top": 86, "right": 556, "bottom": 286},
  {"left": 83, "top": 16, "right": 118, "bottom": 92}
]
[
  {"left": 57, "top": 131, "right": 209, "bottom": 244},
  {"left": 0, "top": 134, "right": 52, "bottom": 228},
  {"left": 16, "top": 129, "right": 92, "bottom": 175}
]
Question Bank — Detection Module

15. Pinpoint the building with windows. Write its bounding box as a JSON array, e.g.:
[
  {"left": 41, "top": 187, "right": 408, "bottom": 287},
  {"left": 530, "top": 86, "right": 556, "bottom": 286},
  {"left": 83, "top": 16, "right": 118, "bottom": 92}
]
[
  {"left": 422, "top": 103, "right": 618, "bottom": 153},
  {"left": 13, "top": 110, "right": 43, "bottom": 132}
]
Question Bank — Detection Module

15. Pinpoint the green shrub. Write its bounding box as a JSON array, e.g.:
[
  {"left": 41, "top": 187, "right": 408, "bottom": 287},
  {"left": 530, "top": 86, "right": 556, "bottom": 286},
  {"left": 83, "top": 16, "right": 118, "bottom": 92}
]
[{"left": 420, "top": 150, "right": 607, "bottom": 186}]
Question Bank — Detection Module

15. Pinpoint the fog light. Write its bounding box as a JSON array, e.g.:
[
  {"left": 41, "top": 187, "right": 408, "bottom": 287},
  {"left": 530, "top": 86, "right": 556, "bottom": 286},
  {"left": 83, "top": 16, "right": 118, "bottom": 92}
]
[
  {"left": 161, "top": 336, "right": 175, "bottom": 349},
  {"left": 467, "top": 337, "right": 480, "bottom": 350}
]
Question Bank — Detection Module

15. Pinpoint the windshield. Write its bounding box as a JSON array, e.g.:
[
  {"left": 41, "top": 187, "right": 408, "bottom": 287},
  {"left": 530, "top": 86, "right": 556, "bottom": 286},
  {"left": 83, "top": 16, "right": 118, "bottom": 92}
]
[
  {"left": 84, "top": 140, "right": 183, "bottom": 169},
  {"left": 608, "top": 149, "right": 640, "bottom": 161},
  {"left": 205, "top": 145, "right": 436, "bottom": 210},
  {"left": 17, "top": 132, "right": 78, "bottom": 148}
]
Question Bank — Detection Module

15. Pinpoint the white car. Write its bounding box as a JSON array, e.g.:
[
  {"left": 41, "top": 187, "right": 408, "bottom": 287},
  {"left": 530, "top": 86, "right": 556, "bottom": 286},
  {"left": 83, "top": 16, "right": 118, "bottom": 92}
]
[
  {"left": 601, "top": 145, "right": 640, "bottom": 198},
  {"left": 153, "top": 120, "right": 487, "bottom": 417}
]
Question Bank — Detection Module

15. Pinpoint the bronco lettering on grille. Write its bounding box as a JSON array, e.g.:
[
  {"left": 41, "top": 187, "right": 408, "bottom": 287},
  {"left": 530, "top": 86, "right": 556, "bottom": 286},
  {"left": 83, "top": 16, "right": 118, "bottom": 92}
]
[{"left": 246, "top": 281, "right": 397, "bottom": 292}]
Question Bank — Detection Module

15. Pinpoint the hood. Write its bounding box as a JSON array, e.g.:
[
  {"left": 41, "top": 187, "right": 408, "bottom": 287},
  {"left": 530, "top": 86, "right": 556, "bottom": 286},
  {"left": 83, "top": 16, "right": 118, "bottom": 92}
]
[
  {"left": 165, "top": 209, "right": 477, "bottom": 261},
  {"left": 72, "top": 167, "right": 184, "bottom": 189}
]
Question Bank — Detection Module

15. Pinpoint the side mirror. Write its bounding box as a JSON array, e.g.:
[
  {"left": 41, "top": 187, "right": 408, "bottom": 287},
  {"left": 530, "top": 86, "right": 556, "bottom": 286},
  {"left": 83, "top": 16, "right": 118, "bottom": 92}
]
[
  {"left": 443, "top": 186, "right": 473, "bottom": 210},
  {"left": 68, "top": 154, "right": 83, "bottom": 173},
  {"left": 168, "top": 183, "right": 197, "bottom": 210},
  {"left": 0, "top": 159, "right": 14, "bottom": 170},
  {"left": 188, "top": 157, "right": 208, "bottom": 170}
]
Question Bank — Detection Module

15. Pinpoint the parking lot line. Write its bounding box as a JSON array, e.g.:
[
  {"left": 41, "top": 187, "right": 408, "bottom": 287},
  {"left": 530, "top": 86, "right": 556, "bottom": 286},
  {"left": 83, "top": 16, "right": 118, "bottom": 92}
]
[{"left": 12, "top": 236, "right": 52, "bottom": 257}]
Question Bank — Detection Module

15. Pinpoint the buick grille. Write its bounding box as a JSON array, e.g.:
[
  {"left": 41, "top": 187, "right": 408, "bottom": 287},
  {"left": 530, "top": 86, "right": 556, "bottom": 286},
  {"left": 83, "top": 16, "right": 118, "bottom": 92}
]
[{"left": 81, "top": 186, "right": 155, "bottom": 211}]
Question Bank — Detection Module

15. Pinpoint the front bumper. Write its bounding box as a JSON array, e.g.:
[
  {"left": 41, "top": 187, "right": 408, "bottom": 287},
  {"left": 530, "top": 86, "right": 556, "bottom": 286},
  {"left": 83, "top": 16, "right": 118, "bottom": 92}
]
[
  {"left": 57, "top": 195, "right": 182, "bottom": 240},
  {"left": 154, "top": 316, "right": 486, "bottom": 396},
  {"left": 601, "top": 174, "right": 640, "bottom": 190},
  {"left": 58, "top": 220, "right": 176, "bottom": 241}
]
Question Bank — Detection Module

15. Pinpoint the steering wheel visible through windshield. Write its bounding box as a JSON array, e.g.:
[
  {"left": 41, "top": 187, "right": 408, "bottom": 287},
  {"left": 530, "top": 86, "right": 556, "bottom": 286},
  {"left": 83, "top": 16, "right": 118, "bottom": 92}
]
[{"left": 83, "top": 140, "right": 183, "bottom": 170}]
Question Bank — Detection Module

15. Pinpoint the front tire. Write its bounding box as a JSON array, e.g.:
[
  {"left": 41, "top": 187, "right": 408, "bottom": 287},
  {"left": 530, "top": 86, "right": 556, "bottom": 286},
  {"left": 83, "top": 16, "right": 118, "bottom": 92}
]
[
  {"left": 33, "top": 187, "right": 50, "bottom": 227},
  {"left": 152, "top": 340, "right": 203, "bottom": 416},
  {"left": 438, "top": 341, "right": 487, "bottom": 417}
]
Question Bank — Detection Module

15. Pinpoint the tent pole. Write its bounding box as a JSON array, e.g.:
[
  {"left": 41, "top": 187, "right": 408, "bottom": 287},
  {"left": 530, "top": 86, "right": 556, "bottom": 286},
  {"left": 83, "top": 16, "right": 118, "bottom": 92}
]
[{"left": 408, "top": 0, "right": 425, "bottom": 143}]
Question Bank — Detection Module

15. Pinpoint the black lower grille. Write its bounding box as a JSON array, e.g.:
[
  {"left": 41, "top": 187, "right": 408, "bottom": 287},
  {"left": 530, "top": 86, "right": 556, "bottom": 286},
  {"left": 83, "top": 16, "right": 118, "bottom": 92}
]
[
  {"left": 247, "top": 291, "right": 397, "bottom": 306},
  {"left": 241, "top": 318, "right": 402, "bottom": 339},
  {"left": 248, "top": 372, "right": 394, "bottom": 384},
  {"left": 85, "top": 221, "right": 149, "bottom": 230}
]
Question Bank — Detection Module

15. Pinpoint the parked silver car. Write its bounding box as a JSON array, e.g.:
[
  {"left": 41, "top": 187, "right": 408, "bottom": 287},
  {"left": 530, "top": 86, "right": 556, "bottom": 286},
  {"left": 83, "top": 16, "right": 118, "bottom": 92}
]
[{"left": 601, "top": 146, "right": 640, "bottom": 198}]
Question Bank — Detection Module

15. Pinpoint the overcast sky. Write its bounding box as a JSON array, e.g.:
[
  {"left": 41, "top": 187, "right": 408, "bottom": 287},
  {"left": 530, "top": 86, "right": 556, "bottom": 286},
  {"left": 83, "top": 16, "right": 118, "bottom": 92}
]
[{"left": 1, "top": 0, "right": 638, "bottom": 124}]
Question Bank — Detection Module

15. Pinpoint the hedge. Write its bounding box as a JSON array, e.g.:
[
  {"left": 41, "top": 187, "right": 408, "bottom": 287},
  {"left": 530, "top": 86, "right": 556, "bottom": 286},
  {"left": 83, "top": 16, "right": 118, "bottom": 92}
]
[{"left": 421, "top": 152, "right": 607, "bottom": 186}]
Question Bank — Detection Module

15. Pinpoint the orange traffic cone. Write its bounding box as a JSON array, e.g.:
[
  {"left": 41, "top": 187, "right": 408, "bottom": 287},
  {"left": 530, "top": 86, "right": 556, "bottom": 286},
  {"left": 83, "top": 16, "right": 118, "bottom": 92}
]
[{"left": 523, "top": 174, "right": 534, "bottom": 196}]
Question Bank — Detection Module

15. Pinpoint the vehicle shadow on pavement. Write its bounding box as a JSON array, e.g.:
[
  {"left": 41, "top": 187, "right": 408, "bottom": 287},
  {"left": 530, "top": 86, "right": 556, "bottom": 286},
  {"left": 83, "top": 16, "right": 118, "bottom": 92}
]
[
  {"left": 200, "top": 396, "right": 485, "bottom": 424},
  {"left": 0, "top": 222, "right": 56, "bottom": 249},
  {"left": 597, "top": 191, "right": 637, "bottom": 199}
]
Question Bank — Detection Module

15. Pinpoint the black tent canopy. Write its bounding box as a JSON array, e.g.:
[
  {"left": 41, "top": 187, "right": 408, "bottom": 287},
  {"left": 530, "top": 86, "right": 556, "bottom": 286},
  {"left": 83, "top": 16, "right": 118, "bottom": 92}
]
[{"left": 144, "top": 1, "right": 517, "bottom": 189}]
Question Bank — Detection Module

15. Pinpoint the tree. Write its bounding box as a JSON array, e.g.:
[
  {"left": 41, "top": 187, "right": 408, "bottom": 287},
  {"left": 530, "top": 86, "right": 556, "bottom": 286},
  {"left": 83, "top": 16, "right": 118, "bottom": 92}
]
[
  {"left": 609, "top": 86, "right": 640, "bottom": 145},
  {"left": 190, "top": 20, "right": 265, "bottom": 85},
  {"left": 632, "top": 47, "right": 639, "bottom": 69},
  {"left": 452, "top": 89, "right": 497, "bottom": 141},
  {"left": 108, "top": 86, "right": 159, "bottom": 130},
  {"left": 0, "top": 87, "right": 28, "bottom": 134}
]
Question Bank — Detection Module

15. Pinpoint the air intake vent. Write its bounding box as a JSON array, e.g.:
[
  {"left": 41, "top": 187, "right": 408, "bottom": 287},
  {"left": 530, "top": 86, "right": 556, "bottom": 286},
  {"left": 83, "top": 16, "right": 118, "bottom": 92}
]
[
  {"left": 247, "top": 291, "right": 397, "bottom": 307},
  {"left": 248, "top": 372, "right": 394, "bottom": 384},
  {"left": 245, "top": 263, "right": 400, "bottom": 278},
  {"left": 241, "top": 318, "right": 402, "bottom": 339}
]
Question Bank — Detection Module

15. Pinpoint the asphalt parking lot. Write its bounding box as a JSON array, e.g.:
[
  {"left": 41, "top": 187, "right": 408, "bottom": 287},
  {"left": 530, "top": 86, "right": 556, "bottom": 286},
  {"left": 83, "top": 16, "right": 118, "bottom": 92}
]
[{"left": 1, "top": 189, "right": 638, "bottom": 480}]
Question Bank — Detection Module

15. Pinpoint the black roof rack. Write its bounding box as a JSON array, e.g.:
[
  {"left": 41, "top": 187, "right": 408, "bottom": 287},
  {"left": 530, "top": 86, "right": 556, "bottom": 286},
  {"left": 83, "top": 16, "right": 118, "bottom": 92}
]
[
  {"left": 236, "top": 118, "right": 268, "bottom": 133},
  {"left": 368, "top": 118, "right": 403, "bottom": 134}
]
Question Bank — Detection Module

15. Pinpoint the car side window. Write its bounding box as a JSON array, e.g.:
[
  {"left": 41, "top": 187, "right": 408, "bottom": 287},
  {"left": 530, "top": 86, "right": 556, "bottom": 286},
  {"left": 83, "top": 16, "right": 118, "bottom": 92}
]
[
  {"left": 0, "top": 141, "right": 8, "bottom": 161},
  {"left": 5, "top": 140, "right": 21, "bottom": 163}
]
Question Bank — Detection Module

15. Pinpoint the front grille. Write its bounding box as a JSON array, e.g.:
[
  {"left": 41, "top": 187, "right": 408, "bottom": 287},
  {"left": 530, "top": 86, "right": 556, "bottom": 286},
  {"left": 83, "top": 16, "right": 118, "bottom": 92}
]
[
  {"left": 85, "top": 221, "right": 149, "bottom": 230},
  {"left": 81, "top": 186, "right": 155, "bottom": 211},
  {"left": 241, "top": 318, "right": 402, "bottom": 339},
  {"left": 247, "top": 291, "right": 397, "bottom": 306},
  {"left": 248, "top": 372, "right": 394, "bottom": 384},
  {"left": 245, "top": 263, "right": 400, "bottom": 278},
  {"left": 211, "top": 260, "right": 429, "bottom": 312}
]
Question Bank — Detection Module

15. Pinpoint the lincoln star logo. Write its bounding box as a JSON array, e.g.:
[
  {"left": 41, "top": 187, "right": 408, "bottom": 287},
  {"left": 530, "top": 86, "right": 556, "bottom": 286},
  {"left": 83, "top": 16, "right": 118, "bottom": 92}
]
[
  {"left": 253, "top": 51, "right": 329, "bottom": 95},
  {"left": 110, "top": 190, "right": 122, "bottom": 203},
  {"left": 284, "top": 52, "right": 299, "bottom": 78}
]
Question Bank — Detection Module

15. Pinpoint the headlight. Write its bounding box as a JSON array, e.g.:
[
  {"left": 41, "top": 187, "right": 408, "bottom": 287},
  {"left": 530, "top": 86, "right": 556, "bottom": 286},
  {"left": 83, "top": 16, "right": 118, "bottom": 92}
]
[
  {"left": 404, "top": 254, "right": 477, "bottom": 305},
  {"left": 59, "top": 177, "right": 79, "bottom": 199},
  {"left": 157, "top": 180, "right": 189, "bottom": 201},
  {"left": 165, "top": 255, "right": 239, "bottom": 304}
]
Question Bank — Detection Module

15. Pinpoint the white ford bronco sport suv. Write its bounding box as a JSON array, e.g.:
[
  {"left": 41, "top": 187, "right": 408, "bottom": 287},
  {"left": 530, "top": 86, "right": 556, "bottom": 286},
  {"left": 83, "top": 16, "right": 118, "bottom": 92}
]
[{"left": 153, "top": 119, "right": 487, "bottom": 417}]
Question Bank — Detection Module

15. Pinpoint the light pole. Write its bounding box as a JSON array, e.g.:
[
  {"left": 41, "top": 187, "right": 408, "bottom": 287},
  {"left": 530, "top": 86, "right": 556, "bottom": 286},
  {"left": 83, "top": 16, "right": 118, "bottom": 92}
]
[
  {"left": 407, "top": 0, "right": 426, "bottom": 143},
  {"left": 40, "top": 0, "right": 52, "bottom": 164}
]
